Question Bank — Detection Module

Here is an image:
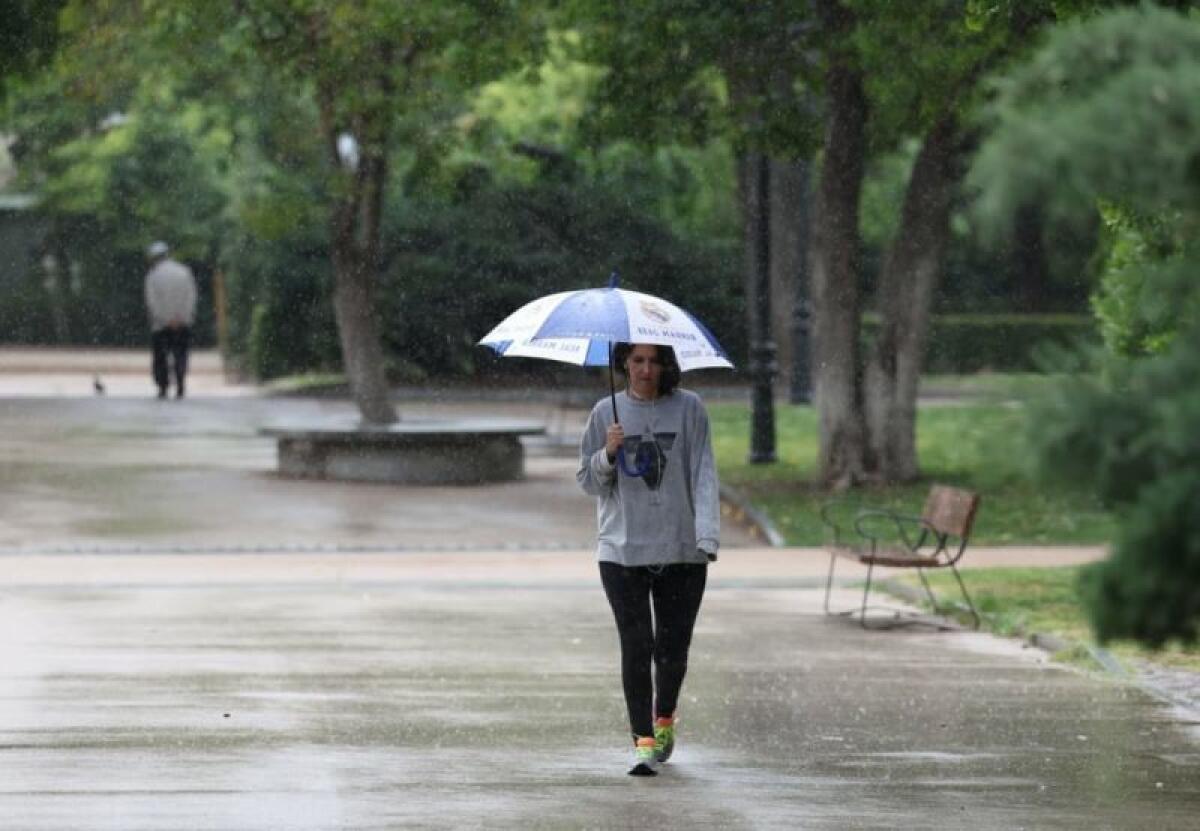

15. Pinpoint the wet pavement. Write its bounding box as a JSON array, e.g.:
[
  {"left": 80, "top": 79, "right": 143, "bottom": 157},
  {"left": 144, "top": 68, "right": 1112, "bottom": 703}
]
[
  {"left": 2, "top": 567, "right": 1198, "bottom": 830},
  {"left": 0, "top": 390, "right": 762, "bottom": 553},
  {"left": 0, "top": 349, "right": 1198, "bottom": 829}
]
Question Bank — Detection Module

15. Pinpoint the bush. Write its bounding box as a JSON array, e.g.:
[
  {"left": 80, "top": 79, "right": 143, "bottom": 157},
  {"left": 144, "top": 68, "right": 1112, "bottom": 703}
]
[
  {"left": 226, "top": 176, "right": 743, "bottom": 381},
  {"left": 1031, "top": 325, "right": 1200, "bottom": 646},
  {"left": 224, "top": 230, "right": 339, "bottom": 380},
  {"left": 0, "top": 209, "right": 216, "bottom": 347}
]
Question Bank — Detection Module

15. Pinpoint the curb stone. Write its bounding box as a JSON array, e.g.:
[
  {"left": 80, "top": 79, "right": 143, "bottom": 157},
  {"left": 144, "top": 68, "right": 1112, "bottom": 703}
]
[{"left": 719, "top": 484, "right": 786, "bottom": 547}]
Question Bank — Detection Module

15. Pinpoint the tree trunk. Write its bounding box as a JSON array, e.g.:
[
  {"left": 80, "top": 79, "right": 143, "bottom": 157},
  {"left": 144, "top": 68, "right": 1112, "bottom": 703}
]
[
  {"left": 811, "top": 0, "right": 868, "bottom": 489},
  {"left": 331, "top": 240, "right": 398, "bottom": 426},
  {"left": 864, "top": 115, "right": 962, "bottom": 481},
  {"left": 318, "top": 80, "right": 398, "bottom": 426}
]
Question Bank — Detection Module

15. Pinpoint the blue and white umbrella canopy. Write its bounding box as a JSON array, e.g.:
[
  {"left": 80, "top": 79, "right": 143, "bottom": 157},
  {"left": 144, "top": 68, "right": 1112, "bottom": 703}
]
[{"left": 478, "top": 280, "right": 733, "bottom": 372}]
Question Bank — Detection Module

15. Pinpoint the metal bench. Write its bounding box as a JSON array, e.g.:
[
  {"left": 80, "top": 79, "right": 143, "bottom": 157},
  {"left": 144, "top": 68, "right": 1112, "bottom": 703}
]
[{"left": 821, "top": 485, "right": 981, "bottom": 629}]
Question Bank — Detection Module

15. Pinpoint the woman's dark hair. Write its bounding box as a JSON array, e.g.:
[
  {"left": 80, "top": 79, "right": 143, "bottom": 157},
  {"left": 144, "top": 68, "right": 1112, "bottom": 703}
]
[{"left": 612, "top": 342, "right": 681, "bottom": 396}]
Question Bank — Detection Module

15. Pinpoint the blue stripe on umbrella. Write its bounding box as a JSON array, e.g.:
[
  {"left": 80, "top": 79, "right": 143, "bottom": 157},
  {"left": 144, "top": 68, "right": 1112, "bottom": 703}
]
[
  {"left": 583, "top": 339, "right": 612, "bottom": 367},
  {"left": 531, "top": 288, "right": 630, "bottom": 341},
  {"left": 681, "top": 309, "right": 731, "bottom": 359}
]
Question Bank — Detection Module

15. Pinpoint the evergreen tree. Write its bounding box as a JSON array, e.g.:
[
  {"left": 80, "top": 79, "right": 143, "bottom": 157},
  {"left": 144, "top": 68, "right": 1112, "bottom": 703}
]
[{"left": 972, "top": 4, "right": 1200, "bottom": 646}]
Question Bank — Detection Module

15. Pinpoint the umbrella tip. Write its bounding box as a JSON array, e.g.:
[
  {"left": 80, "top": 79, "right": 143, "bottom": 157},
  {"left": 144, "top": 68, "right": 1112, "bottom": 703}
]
[{"left": 608, "top": 269, "right": 620, "bottom": 289}]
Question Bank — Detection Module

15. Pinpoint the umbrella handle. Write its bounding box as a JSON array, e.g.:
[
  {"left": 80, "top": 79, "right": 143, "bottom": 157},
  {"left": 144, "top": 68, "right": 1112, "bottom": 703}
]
[
  {"left": 607, "top": 342, "right": 619, "bottom": 424},
  {"left": 607, "top": 342, "right": 651, "bottom": 478},
  {"left": 616, "top": 446, "right": 652, "bottom": 478}
]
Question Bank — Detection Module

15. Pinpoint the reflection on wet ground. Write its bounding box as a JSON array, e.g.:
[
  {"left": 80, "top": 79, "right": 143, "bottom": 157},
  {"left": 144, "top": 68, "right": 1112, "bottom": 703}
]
[
  {"left": 1, "top": 581, "right": 1197, "bottom": 829},
  {"left": 0, "top": 355, "right": 1196, "bottom": 827},
  {"left": 0, "top": 396, "right": 757, "bottom": 552}
]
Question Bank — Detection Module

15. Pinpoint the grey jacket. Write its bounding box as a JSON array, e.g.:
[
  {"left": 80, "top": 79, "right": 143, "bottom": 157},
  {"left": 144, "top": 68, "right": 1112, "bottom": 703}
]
[
  {"left": 576, "top": 389, "right": 720, "bottom": 566},
  {"left": 144, "top": 258, "right": 197, "bottom": 332}
]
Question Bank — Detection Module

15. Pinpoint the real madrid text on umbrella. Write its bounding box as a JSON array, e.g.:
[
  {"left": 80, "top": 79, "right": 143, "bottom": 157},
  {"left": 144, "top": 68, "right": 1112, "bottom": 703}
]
[{"left": 479, "top": 272, "right": 733, "bottom": 475}]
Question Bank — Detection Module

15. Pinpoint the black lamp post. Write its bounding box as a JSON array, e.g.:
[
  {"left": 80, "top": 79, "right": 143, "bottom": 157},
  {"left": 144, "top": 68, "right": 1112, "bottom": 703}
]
[
  {"left": 790, "top": 160, "right": 813, "bottom": 405},
  {"left": 748, "top": 152, "right": 777, "bottom": 464}
]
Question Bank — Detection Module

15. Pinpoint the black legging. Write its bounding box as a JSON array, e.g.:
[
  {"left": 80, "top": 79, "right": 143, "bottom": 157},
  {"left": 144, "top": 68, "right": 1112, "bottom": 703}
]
[
  {"left": 599, "top": 561, "right": 707, "bottom": 740},
  {"left": 151, "top": 326, "right": 191, "bottom": 395}
]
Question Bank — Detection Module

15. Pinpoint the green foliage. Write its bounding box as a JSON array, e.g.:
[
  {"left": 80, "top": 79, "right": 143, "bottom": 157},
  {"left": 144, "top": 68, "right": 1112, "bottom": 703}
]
[
  {"left": 45, "top": 105, "right": 228, "bottom": 254},
  {"left": 1080, "top": 471, "right": 1200, "bottom": 647},
  {"left": 971, "top": 4, "right": 1200, "bottom": 235},
  {"left": 228, "top": 228, "right": 340, "bottom": 380},
  {"left": 848, "top": 0, "right": 1021, "bottom": 145},
  {"left": 1032, "top": 327, "right": 1200, "bottom": 511},
  {"left": 859, "top": 139, "right": 917, "bottom": 249},
  {"left": 858, "top": 137, "right": 1094, "bottom": 316},
  {"left": 566, "top": 0, "right": 822, "bottom": 155},
  {"left": 1090, "top": 204, "right": 1195, "bottom": 357},
  {"left": 387, "top": 178, "right": 741, "bottom": 374},
  {"left": 863, "top": 313, "right": 1096, "bottom": 373},
  {"left": 0, "top": 0, "right": 65, "bottom": 100},
  {"left": 1029, "top": 327, "right": 1200, "bottom": 647},
  {"left": 203, "top": 0, "right": 548, "bottom": 187},
  {"left": 972, "top": 5, "right": 1200, "bottom": 646},
  {"left": 227, "top": 174, "right": 742, "bottom": 380},
  {"left": 2, "top": 90, "right": 227, "bottom": 344},
  {"left": 460, "top": 30, "right": 605, "bottom": 181},
  {"left": 453, "top": 30, "right": 738, "bottom": 241}
]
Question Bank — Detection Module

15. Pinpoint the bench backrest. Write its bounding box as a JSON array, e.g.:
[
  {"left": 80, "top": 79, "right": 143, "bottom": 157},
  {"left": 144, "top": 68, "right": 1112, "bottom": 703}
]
[{"left": 921, "top": 485, "right": 980, "bottom": 540}]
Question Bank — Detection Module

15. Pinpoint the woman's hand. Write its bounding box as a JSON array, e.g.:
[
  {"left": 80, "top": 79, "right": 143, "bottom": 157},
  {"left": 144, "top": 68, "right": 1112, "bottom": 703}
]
[{"left": 605, "top": 423, "right": 625, "bottom": 462}]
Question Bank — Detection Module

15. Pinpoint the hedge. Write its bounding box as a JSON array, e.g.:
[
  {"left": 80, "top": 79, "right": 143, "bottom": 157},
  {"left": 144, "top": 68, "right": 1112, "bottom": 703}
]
[{"left": 864, "top": 313, "right": 1097, "bottom": 374}]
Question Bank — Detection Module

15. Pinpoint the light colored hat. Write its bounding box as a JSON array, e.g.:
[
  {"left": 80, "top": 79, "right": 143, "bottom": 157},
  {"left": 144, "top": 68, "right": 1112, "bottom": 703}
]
[{"left": 146, "top": 241, "right": 169, "bottom": 258}]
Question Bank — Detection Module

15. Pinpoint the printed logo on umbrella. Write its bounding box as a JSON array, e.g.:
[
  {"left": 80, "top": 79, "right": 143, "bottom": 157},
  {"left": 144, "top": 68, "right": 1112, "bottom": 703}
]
[{"left": 640, "top": 300, "right": 671, "bottom": 324}]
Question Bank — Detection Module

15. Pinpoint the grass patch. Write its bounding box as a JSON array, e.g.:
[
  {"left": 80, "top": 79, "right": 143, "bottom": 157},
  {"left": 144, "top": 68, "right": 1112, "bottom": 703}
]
[
  {"left": 709, "top": 401, "right": 1115, "bottom": 545},
  {"left": 263, "top": 372, "right": 349, "bottom": 396},
  {"left": 886, "top": 567, "right": 1200, "bottom": 672},
  {"left": 921, "top": 372, "right": 1069, "bottom": 400}
]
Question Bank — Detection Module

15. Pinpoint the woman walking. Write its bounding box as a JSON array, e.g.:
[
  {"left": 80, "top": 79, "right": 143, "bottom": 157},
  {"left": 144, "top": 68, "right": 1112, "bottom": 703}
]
[{"left": 577, "top": 342, "right": 720, "bottom": 776}]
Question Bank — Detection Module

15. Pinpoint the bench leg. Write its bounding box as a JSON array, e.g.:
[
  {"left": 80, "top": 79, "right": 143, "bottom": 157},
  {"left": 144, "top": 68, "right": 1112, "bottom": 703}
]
[
  {"left": 918, "top": 566, "right": 980, "bottom": 630},
  {"left": 950, "top": 563, "right": 981, "bottom": 630},
  {"left": 824, "top": 553, "right": 838, "bottom": 615},
  {"left": 824, "top": 553, "right": 860, "bottom": 620},
  {"left": 859, "top": 560, "right": 876, "bottom": 628},
  {"left": 916, "top": 568, "right": 940, "bottom": 612}
]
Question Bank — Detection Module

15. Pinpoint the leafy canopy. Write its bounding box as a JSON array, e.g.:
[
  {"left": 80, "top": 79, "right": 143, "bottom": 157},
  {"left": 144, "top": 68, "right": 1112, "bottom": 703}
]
[{"left": 971, "top": 4, "right": 1200, "bottom": 233}]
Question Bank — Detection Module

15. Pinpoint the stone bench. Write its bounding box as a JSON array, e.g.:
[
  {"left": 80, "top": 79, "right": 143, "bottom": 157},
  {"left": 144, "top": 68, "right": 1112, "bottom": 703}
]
[{"left": 260, "top": 420, "right": 546, "bottom": 485}]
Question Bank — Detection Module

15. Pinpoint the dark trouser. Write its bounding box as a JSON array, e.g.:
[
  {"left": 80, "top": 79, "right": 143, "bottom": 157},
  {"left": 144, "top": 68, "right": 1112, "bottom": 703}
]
[
  {"left": 151, "top": 326, "right": 191, "bottom": 396},
  {"left": 599, "top": 561, "right": 707, "bottom": 740}
]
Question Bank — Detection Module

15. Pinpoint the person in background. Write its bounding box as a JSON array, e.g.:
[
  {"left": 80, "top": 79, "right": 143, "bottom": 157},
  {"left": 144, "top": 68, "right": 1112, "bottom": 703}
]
[
  {"left": 143, "top": 241, "right": 197, "bottom": 399},
  {"left": 576, "top": 342, "right": 720, "bottom": 776}
]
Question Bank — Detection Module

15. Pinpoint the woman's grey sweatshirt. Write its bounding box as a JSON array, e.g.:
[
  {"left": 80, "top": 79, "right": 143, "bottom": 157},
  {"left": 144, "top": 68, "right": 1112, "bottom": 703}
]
[{"left": 576, "top": 389, "right": 720, "bottom": 567}]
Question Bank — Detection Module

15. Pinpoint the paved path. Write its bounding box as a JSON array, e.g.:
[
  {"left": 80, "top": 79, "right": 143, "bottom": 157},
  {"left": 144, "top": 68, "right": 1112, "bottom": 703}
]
[
  {"left": 0, "top": 348, "right": 1196, "bottom": 829},
  {"left": 0, "top": 365, "right": 756, "bottom": 552},
  {"left": 2, "top": 559, "right": 1198, "bottom": 830}
]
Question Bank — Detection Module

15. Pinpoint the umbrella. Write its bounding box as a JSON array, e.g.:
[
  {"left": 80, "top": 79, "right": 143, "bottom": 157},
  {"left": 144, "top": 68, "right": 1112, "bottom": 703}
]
[{"left": 479, "top": 272, "right": 733, "bottom": 474}]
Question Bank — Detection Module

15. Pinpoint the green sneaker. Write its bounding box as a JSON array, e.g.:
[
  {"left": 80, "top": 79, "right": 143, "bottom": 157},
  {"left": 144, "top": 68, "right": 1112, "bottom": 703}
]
[
  {"left": 629, "top": 736, "right": 658, "bottom": 776},
  {"left": 653, "top": 716, "right": 676, "bottom": 763}
]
